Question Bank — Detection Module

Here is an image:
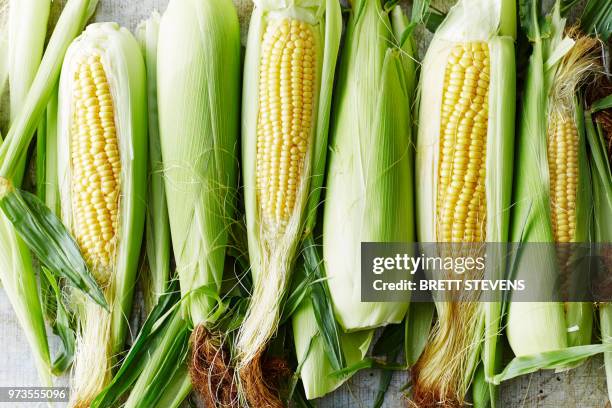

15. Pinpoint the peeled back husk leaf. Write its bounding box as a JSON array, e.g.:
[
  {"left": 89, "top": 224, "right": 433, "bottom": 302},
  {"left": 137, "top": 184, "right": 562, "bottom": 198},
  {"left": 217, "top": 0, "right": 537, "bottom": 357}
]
[{"left": 8, "top": 0, "right": 50, "bottom": 122}]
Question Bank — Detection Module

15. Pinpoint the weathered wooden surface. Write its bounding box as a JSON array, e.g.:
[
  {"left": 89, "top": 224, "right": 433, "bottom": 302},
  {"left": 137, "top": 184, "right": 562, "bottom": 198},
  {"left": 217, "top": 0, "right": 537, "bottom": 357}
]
[{"left": 0, "top": 1, "right": 608, "bottom": 407}]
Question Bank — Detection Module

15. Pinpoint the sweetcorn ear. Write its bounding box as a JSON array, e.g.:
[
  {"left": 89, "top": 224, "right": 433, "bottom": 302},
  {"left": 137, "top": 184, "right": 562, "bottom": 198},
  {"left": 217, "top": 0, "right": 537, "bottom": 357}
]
[
  {"left": 414, "top": 0, "right": 516, "bottom": 405},
  {"left": 506, "top": 1, "right": 599, "bottom": 366},
  {"left": 238, "top": 0, "right": 341, "bottom": 404},
  {"left": 157, "top": 0, "right": 240, "bottom": 335},
  {"left": 57, "top": 22, "right": 146, "bottom": 407},
  {"left": 322, "top": 0, "right": 415, "bottom": 332},
  {"left": 155, "top": 0, "right": 241, "bottom": 404}
]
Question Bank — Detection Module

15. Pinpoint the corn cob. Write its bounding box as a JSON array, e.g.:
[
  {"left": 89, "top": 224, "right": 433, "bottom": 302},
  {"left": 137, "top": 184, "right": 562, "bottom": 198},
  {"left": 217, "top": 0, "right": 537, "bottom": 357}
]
[
  {"left": 322, "top": 0, "right": 415, "bottom": 332},
  {"left": 0, "top": 1, "right": 102, "bottom": 389},
  {"left": 238, "top": 0, "right": 341, "bottom": 405},
  {"left": 120, "top": 1, "right": 241, "bottom": 407},
  {"left": 57, "top": 22, "right": 146, "bottom": 406},
  {"left": 414, "top": 0, "right": 516, "bottom": 405},
  {"left": 507, "top": 0, "right": 600, "bottom": 363}
]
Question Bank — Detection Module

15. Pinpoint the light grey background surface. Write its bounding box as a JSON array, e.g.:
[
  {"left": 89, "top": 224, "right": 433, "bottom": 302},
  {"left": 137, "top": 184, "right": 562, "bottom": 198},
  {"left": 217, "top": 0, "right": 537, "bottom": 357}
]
[{"left": 0, "top": 0, "right": 608, "bottom": 407}]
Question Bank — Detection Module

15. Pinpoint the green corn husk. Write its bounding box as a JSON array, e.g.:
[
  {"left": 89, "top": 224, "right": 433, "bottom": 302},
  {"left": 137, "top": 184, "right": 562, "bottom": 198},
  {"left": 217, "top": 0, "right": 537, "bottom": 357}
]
[
  {"left": 120, "top": 1, "right": 241, "bottom": 406},
  {"left": 291, "top": 3, "right": 416, "bottom": 399},
  {"left": 9, "top": 0, "right": 50, "bottom": 190},
  {"left": 0, "top": 0, "right": 52, "bottom": 387},
  {"left": 135, "top": 11, "right": 171, "bottom": 312},
  {"left": 154, "top": 364, "right": 192, "bottom": 408},
  {"left": 56, "top": 22, "right": 147, "bottom": 406},
  {"left": 322, "top": 0, "right": 414, "bottom": 332},
  {"left": 506, "top": 0, "right": 601, "bottom": 369},
  {"left": 602, "top": 304, "right": 612, "bottom": 403},
  {"left": 0, "top": 208, "right": 51, "bottom": 386},
  {"left": 0, "top": 0, "right": 103, "bottom": 318},
  {"left": 237, "top": 0, "right": 341, "bottom": 404},
  {"left": 38, "top": 88, "right": 63, "bottom": 353},
  {"left": 44, "top": 87, "right": 60, "bottom": 215},
  {"left": 293, "top": 297, "right": 373, "bottom": 400},
  {"left": 158, "top": 0, "right": 240, "bottom": 329},
  {"left": 585, "top": 92, "right": 612, "bottom": 400},
  {"left": 413, "top": 0, "right": 516, "bottom": 405}
]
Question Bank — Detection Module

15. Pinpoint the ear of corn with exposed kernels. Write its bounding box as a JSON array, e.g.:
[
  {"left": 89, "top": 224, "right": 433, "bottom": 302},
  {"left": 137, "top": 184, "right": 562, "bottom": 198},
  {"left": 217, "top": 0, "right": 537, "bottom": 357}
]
[
  {"left": 414, "top": 0, "right": 516, "bottom": 405},
  {"left": 57, "top": 22, "right": 147, "bottom": 407},
  {"left": 506, "top": 1, "right": 599, "bottom": 366},
  {"left": 238, "top": 0, "right": 341, "bottom": 404}
]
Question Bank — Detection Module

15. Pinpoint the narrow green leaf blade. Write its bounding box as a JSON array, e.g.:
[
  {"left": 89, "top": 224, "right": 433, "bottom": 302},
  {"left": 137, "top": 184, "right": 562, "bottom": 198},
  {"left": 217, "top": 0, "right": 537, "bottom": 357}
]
[
  {"left": 40, "top": 266, "right": 75, "bottom": 375},
  {"left": 0, "top": 184, "right": 107, "bottom": 309},
  {"left": 472, "top": 365, "right": 490, "bottom": 408},
  {"left": 153, "top": 364, "right": 192, "bottom": 408},
  {"left": 92, "top": 282, "right": 181, "bottom": 408},
  {"left": 492, "top": 344, "right": 612, "bottom": 384},
  {"left": 581, "top": 0, "right": 612, "bottom": 40},
  {"left": 302, "top": 237, "right": 346, "bottom": 371},
  {"left": 405, "top": 301, "right": 434, "bottom": 366},
  {"left": 372, "top": 323, "right": 404, "bottom": 408},
  {"left": 591, "top": 94, "right": 612, "bottom": 112}
]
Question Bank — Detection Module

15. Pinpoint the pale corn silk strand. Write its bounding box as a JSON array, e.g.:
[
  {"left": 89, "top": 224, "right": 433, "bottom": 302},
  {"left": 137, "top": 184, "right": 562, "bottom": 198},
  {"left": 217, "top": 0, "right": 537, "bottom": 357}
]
[
  {"left": 68, "top": 52, "right": 121, "bottom": 408},
  {"left": 413, "top": 41, "right": 490, "bottom": 407},
  {"left": 236, "top": 15, "right": 317, "bottom": 407}
]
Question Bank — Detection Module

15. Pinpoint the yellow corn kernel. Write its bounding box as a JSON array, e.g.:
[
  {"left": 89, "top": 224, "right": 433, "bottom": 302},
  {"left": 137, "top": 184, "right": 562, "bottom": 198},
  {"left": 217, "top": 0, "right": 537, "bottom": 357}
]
[
  {"left": 70, "top": 53, "right": 120, "bottom": 278},
  {"left": 547, "top": 114, "right": 578, "bottom": 243},
  {"left": 437, "top": 42, "right": 490, "bottom": 243},
  {"left": 256, "top": 18, "right": 316, "bottom": 234}
]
